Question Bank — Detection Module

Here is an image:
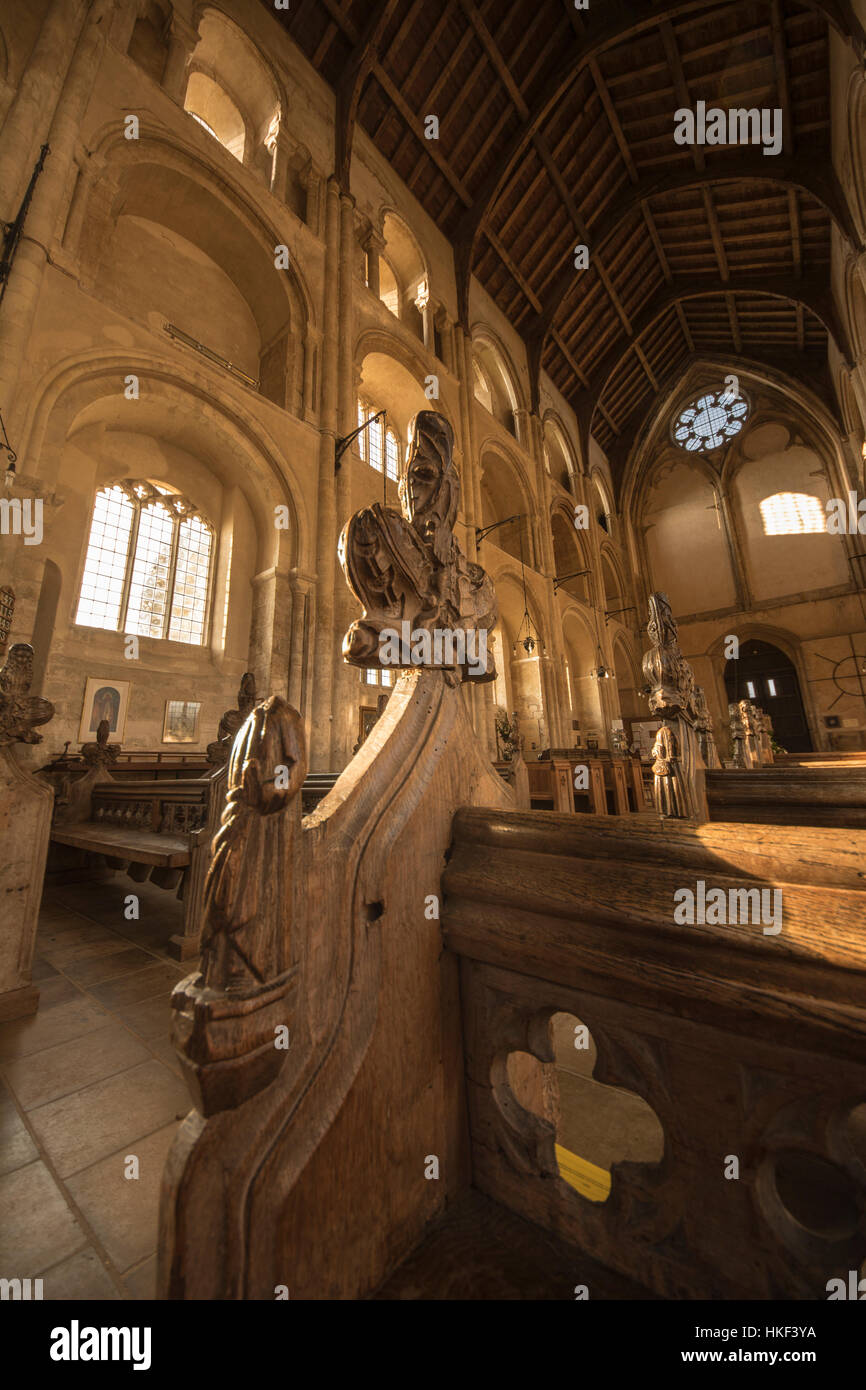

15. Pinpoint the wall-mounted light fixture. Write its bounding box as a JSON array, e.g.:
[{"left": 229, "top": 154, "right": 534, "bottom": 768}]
[{"left": 0, "top": 407, "right": 16, "bottom": 490}]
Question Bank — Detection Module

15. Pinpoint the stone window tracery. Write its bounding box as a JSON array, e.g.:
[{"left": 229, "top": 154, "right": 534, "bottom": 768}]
[
  {"left": 672, "top": 389, "right": 749, "bottom": 452},
  {"left": 357, "top": 399, "right": 400, "bottom": 482},
  {"left": 75, "top": 481, "right": 213, "bottom": 646}
]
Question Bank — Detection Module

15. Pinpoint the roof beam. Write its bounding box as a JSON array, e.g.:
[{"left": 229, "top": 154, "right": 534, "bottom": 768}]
[
  {"left": 513, "top": 153, "right": 856, "bottom": 351},
  {"left": 335, "top": 0, "right": 402, "bottom": 188},
  {"left": 577, "top": 272, "right": 847, "bottom": 411},
  {"left": 452, "top": 0, "right": 863, "bottom": 306}
]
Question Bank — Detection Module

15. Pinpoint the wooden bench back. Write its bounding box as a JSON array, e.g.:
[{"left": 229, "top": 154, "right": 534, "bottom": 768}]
[
  {"left": 89, "top": 769, "right": 226, "bottom": 838},
  {"left": 707, "top": 765, "right": 866, "bottom": 828}
]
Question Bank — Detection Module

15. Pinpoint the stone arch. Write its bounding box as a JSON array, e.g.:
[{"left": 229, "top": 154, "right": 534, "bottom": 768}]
[
  {"left": 612, "top": 632, "right": 642, "bottom": 722},
  {"left": 590, "top": 469, "right": 615, "bottom": 537},
  {"left": 846, "top": 69, "right": 866, "bottom": 245},
  {"left": 704, "top": 622, "right": 820, "bottom": 753},
  {"left": 472, "top": 324, "right": 525, "bottom": 434},
  {"left": 81, "top": 129, "right": 315, "bottom": 414},
  {"left": 599, "top": 543, "right": 627, "bottom": 612},
  {"left": 378, "top": 208, "right": 429, "bottom": 339},
  {"left": 18, "top": 351, "right": 308, "bottom": 575},
  {"left": 478, "top": 438, "right": 537, "bottom": 567},
  {"left": 543, "top": 409, "right": 579, "bottom": 490},
  {"left": 844, "top": 254, "right": 866, "bottom": 361},
  {"left": 489, "top": 563, "right": 552, "bottom": 751},
  {"left": 186, "top": 4, "right": 286, "bottom": 181},
  {"left": 622, "top": 357, "right": 850, "bottom": 526},
  {"left": 560, "top": 603, "right": 605, "bottom": 739},
  {"left": 550, "top": 502, "right": 590, "bottom": 603},
  {"left": 127, "top": 0, "right": 171, "bottom": 86}
]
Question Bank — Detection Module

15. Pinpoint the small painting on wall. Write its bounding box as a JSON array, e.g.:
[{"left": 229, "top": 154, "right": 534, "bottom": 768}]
[
  {"left": 78, "top": 678, "right": 131, "bottom": 743},
  {"left": 162, "top": 699, "right": 202, "bottom": 744}
]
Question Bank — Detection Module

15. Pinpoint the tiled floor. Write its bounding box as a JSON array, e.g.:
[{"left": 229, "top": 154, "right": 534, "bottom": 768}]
[{"left": 0, "top": 878, "right": 196, "bottom": 1300}]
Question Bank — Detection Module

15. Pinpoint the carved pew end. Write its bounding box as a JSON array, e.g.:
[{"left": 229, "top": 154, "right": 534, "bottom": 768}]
[{"left": 170, "top": 969, "right": 298, "bottom": 1118}]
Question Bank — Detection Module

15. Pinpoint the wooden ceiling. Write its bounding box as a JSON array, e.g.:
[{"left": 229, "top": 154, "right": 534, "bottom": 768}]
[{"left": 265, "top": 0, "right": 863, "bottom": 473}]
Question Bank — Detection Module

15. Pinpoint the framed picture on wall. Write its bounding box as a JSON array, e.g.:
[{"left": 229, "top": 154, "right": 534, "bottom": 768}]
[
  {"left": 162, "top": 699, "right": 202, "bottom": 744},
  {"left": 78, "top": 678, "right": 131, "bottom": 743},
  {"left": 358, "top": 705, "right": 379, "bottom": 745}
]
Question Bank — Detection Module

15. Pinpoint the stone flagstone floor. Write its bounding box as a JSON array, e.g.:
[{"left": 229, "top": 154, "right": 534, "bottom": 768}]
[{"left": 0, "top": 879, "right": 195, "bottom": 1300}]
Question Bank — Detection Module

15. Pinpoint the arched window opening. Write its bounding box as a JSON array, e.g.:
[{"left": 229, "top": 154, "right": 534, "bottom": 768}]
[
  {"left": 759, "top": 492, "right": 826, "bottom": 536},
  {"left": 473, "top": 359, "right": 494, "bottom": 414},
  {"left": 473, "top": 337, "right": 518, "bottom": 435},
  {"left": 75, "top": 482, "right": 213, "bottom": 646},
  {"left": 380, "top": 213, "right": 427, "bottom": 340},
  {"left": 184, "top": 73, "right": 246, "bottom": 161},
  {"left": 379, "top": 258, "right": 400, "bottom": 317},
  {"left": 127, "top": 3, "right": 169, "bottom": 85},
  {"left": 357, "top": 399, "right": 400, "bottom": 482}
]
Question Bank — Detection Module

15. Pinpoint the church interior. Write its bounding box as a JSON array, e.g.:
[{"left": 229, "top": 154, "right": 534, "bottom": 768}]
[{"left": 1, "top": 0, "right": 866, "bottom": 1314}]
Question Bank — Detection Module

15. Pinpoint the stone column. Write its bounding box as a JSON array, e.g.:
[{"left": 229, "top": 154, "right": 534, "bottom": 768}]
[
  {"left": 309, "top": 178, "right": 341, "bottom": 770},
  {"left": 303, "top": 327, "right": 321, "bottom": 423},
  {"left": 108, "top": 0, "right": 138, "bottom": 54},
  {"left": 287, "top": 572, "right": 314, "bottom": 713},
  {"left": 267, "top": 121, "right": 293, "bottom": 204},
  {"left": 415, "top": 282, "right": 432, "bottom": 350},
  {"left": 329, "top": 188, "right": 358, "bottom": 768},
  {"left": 60, "top": 146, "right": 97, "bottom": 258},
  {"left": 161, "top": 15, "right": 199, "bottom": 106},
  {"left": 0, "top": 0, "right": 115, "bottom": 433},
  {"left": 0, "top": 0, "right": 90, "bottom": 224},
  {"left": 303, "top": 167, "right": 323, "bottom": 237},
  {"left": 363, "top": 228, "right": 385, "bottom": 297}
]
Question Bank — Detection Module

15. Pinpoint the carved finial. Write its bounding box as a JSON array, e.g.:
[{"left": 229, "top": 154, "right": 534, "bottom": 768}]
[
  {"left": 81, "top": 716, "right": 118, "bottom": 766},
  {"left": 0, "top": 643, "right": 54, "bottom": 746},
  {"left": 200, "top": 695, "right": 306, "bottom": 993},
  {"left": 641, "top": 593, "right": 695, "bottom": 718},
  {"left": 339, "top": 410, "right": 497, "bottom": 683},
  {"left": 207, "top": 672, "right": 258, "bottom": 765}
]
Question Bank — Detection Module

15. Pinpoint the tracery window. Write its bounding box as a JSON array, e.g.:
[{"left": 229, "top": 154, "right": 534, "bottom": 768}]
[
  {"left": 672, "top": 389, "right": 749, "bottom": 452},
  {"left": 75, "top": 481, "right": 213, "bottom": 646},
  {"left": 759, "top": 492, "right": 826, "bottom": 536},
  {"left": 357, "top": 399, "right": 400, "bottom": 482}
]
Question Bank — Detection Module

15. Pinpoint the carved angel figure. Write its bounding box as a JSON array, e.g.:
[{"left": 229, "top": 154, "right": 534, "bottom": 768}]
[
  {"left": 650, "top": 722, "right": 691, "bottom": 817},
  {"left": 200, "top": 695, "right": 306, "bottom": 993},
  {"left": 0, "top": 643, "right": 54, "bottom": 746},
  {"left": 339, "top": 411, "right": 497, "bottom": 681},
  {"left": 728, "top": 701, "right": 747, "bottom": 768}
]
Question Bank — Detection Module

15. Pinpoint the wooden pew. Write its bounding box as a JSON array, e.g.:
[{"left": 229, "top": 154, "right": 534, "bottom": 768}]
[
  {"left": 49, "top": 763, "right": 227, "bottom": 960},
  {"left": 157, "top": 440, "right": 865, "bottom": 1301},
  {"left": 157, "top": 669, "right": 866, "bottom": 1300},
  {"left": 706, "top": 765, "right": 866, "bottom": 829},
  {"left": 442, "top": 809, "right": 866, "bottom": 1300}
]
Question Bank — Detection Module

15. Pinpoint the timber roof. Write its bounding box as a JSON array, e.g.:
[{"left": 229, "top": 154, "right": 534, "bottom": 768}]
[{"left": 265, "top": 0, "right": 862, "bottom": 474}]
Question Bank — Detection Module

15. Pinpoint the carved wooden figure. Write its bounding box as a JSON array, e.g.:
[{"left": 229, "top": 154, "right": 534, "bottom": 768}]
[
  {"left": 171, "top": 696, "right": 306, "bottom": 1116},
  {"left": 207, "top": 672, "right": 258, "bottom": 765},
  {"left": 339, "top": 411, "right": 496, "bottom": 681},
  {"left": 641, "top": 594, "right": 707, "bottom": 820}
]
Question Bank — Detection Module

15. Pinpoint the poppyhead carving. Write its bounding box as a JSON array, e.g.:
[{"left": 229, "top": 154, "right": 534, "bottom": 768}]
[{"left": 339, "top": 410, "right": 497, "bottom": 683}]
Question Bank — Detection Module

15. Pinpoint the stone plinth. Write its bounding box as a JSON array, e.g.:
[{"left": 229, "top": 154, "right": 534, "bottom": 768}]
[{"left": 0, "top": 745, "right": 54, "bottom": 1020}]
